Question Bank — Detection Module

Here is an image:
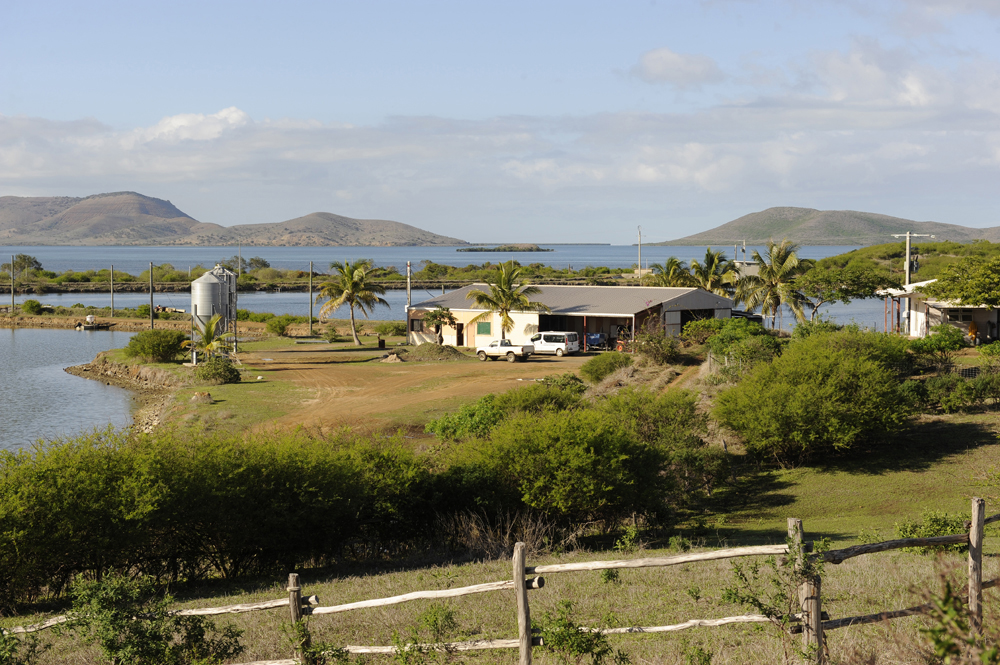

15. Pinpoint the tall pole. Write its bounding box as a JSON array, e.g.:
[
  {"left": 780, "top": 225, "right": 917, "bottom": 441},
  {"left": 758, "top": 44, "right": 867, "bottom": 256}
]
[
  {"left": 309, "top": 260, "right": 313, "bottom": 337},
  {"left": 637, "top": 226, "right": 642, "bottom": 277},
  {"left": 110, "top": 264, "right": 115, "bottom": 317},
  {"left": 149, "top": 261, "right": 154, "bottom": 329},
  {"left": 10, "top": 254, "right": 14, "bottom": 313},
  {"left": 406, "top": 261, "right": 412, "bottom": 345},
  {"left": 891, "top": 232, "right": 934, "bottom": 336},
  {"left": 238, "top": 240, "right": 242, "bottom": 278}
]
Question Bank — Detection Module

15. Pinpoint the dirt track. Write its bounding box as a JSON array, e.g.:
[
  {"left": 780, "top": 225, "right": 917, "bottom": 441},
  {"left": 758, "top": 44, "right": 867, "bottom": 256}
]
[{"left": 239, "top": 345, "right": 588, "bottom": 431}]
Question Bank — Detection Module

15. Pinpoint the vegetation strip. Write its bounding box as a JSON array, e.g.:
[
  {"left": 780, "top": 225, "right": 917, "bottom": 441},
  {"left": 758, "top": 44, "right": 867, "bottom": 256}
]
[
  {"left": 306, "top": 580, "right": 530, "bottom": 616},
  {"left": 335, "top": 637, "right": 544, "bottom": 653},
  {"left": 819, "top": 533, "right": 970, "bottom": 565},
  {"left": 525, "top": 545, "right": 790, "bottom": 574}
]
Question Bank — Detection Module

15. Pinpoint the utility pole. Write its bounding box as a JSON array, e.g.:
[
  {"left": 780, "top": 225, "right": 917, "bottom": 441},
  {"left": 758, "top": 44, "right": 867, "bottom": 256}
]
[
  {"left": 891, "top": 231, "right": 935, "bottom": 286},
  {"left": 406, "top": 261, "right": 412, "bottom": 345},
  {"left": 110, "top": 265, "right": 114, "bottom": 317},
  {"left": 149, "top": 261, "right": 154, "bottom": 329},
  {"left": 10, "top": 254, "right": 14, "bottom": 314},
  {"left": 637, "top": 226, "right": 642, "bottom": 278},
  {"left": 308, "top": 260, "right": 313, "bottom": 337},
  {"left": 890, "top": 232, "right": 935, "bottom": 336}
]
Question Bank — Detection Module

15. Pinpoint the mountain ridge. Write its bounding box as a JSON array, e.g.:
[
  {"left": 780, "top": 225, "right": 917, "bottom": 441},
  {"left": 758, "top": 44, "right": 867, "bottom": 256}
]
[
  {"left": 0, "top": 192, "right": 467, "bottom": 246},
  {"left": 655, "top": 207, "right": 1000, "bottom": 246}
]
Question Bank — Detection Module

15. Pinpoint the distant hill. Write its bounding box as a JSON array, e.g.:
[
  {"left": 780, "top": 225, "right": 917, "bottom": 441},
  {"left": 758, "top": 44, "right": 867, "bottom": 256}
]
[
  {"left": 0, "top": 193, "right": 467, "bottom": 246},
  {"left": 655, "top": 207, "right": 1000, "bottom": 246}
]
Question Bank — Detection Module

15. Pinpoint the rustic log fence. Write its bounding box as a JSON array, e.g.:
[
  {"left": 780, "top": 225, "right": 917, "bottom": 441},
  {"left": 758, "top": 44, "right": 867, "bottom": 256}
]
[{"left": 3, "top": 500, "right": 996, "bottom": 665}]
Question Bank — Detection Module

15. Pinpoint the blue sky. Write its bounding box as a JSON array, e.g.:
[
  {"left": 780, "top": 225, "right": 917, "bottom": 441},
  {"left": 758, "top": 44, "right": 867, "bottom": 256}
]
[{"left": 2, "top": 0, "right": 1000, "bottom": 242}]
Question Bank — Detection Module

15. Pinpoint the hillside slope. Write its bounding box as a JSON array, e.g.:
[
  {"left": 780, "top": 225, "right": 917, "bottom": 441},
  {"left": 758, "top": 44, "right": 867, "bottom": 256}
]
[
  {"left": 657, "top": 207, "right": 1000, "bottom": 246},
  {"left": 0, "top": 193, "right": 467, "bottom": 246}
]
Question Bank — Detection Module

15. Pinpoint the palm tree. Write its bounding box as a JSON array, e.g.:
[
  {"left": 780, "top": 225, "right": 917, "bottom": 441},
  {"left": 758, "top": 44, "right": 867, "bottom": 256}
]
[
  {"left": 733, "top": 239, "right": 813, "bottom": 329},
  {"left": 317, "top": 259, "right": 389, "bottom": 345},
  {"left": 645, "top": 257, "right": 695, "bottom": 287},
  {"left": 466, "top": 261, "right": 551, "bottom": 340},
  {"left": 184, "top": 313, "right": 234, "bottom": 358},
  {"left": 689, "top": 248, "right": 737, "bottom": 296}
]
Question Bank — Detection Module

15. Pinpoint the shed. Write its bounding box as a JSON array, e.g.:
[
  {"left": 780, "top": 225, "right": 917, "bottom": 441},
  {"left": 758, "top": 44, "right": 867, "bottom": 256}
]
[
  {"left": 406, "top": 284, "right": 732, "bottom": 347},
  {"left": 882, "top": 279, "right": 999, "bottom": 341}
]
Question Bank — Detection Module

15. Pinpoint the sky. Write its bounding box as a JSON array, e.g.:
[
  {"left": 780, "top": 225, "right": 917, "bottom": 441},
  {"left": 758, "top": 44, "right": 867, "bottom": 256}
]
[{"left": 2, "top": 0, "right": 1000, "bottom": 243}]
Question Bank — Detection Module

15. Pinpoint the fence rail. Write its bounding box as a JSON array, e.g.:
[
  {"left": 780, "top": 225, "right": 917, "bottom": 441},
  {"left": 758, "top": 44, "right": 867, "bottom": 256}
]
[{"left": 4, "top": 503, "right": 996, "bottom": 665}]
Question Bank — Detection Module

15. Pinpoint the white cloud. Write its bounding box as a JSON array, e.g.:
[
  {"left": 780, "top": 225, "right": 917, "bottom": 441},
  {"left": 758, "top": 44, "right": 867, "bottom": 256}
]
[{"left": 632, "top": 47, "right": 726, "bottom": 88}]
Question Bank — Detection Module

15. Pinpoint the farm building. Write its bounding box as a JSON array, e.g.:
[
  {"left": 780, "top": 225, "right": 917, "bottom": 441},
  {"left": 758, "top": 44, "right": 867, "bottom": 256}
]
[
  {"left": 406, "top": 284, "right": 733, "bottom": 347},
  {"left": 883, "top": 279, "right": 999, "bottom": 341}
]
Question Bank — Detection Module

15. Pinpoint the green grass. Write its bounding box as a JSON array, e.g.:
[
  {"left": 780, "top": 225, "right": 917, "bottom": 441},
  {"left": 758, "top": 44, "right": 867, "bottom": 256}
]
[{"left": 166, "top": 369, "right": 307, "bottom": 434}]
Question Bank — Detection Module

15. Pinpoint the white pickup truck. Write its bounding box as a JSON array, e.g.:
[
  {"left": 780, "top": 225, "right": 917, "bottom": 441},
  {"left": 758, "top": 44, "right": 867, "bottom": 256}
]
[{"left": 476, "top": 339, "right": 535, "bottom": 362}]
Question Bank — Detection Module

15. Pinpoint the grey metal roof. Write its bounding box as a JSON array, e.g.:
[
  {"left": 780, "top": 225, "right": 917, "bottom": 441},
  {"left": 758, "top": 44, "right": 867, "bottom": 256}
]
[{"left": 409, "top": 284, "right": 732, "bottom": 317}]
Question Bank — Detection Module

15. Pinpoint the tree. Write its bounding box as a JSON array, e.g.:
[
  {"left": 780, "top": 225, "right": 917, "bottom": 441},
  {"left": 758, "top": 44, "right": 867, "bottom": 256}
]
[
  {"left": 733, "top": 239, "right": 812, "bottom": 328},
  {"left": 183, "top": 313, "right": 234, "bottom": 358},
  {"left": 219, "top": 255, "right": 248, "bottom": 274},
  {"left": 247, "top": 256, "right": 270, "bottom": 271},
  {"left": 922, "top": 256, "right": 1000, "bottom": 308},
  {"left": 689, "top": 248, "right": 737, "bottom": 296},
  {"left": 423, "top": 307, "right": 458, "bottom": 344},
  {"left": 466, "top": 261, "right": 550, "bottom": 340},
  {"left": 798, "top": 265, "right": 902, "bottom": 320},
  {"left": 645, "top": 257, "right": 694, "bottom": 287},
  {"left": 317, "top": 259, "right": 389, "bottom": 345},
  {"left": 1, "top": 254, "right": 43, "bottom": 280}
]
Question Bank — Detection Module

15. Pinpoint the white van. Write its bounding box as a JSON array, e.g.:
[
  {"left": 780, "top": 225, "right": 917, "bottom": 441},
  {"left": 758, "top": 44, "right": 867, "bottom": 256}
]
[{"left": 529, "top": 332, "right": 580, "bottom": 357}]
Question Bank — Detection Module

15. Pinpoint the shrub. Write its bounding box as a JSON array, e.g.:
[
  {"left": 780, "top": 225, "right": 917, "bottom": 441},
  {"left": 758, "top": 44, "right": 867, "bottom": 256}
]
[
  {"left": 707, "top": 318, "right": 773, "bottom": 358},
  {"left": 68, "top": 571, "right": 244, "bottom": 665},
  {"left": 374, "top": 321, "right": 407, "bottom": 336},
  {"left": 714, "top": 331, "right": 909, "bottom": 464},
  {"left": 20, "top": 299, "right": 42, "bottom": 315},
  {"left": 426, "top": 383, "right": 582, "bottom": 440},
  {"left": 634, "top": 323, "right": 680, "bottom": 365},
  {"left": 580, "top": 352, "right": 633, "bottom": 383},
  {"left": 910, "top": 324, "right": 967, "bottom": 367},
  {"left": 791, "top": 317, "right": 842, "bottom": 339},
  {"left": 123, "top": 330, "right": 187, "bottom": 362},
  {"left": 137, "top": 304, "right": 152, "bottom": 319},
  {"left": 681, "top": 318, "right": 725, "bottom": 345},
  {"left": 486, "top": 409, "right": 669, "bottom": 523},
  {"left": 266, "top": 315, "right": 297, "bottom": 336},
  {"left": 895, "top": 510, "right": 968, "bottom": 553},
  {"left": 537, "top": 373, "right": 587, "bottom": 395},
  {"left": 195, "top": 357, "right": 241, "bottom": 384}
]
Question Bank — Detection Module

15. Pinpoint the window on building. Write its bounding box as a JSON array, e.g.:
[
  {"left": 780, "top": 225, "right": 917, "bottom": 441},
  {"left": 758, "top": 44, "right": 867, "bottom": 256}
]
[
  {"left": 477, "top": 321, "right": 491, "bottom": 335},
  {"left": 411, "top": 319, "right": 423, "bottom": 332}
]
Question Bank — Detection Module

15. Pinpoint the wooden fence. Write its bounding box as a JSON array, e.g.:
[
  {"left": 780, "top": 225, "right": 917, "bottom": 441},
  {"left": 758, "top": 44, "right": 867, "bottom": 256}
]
[{"left": 4, "top": 499, "right": 997, "bottom": 665}]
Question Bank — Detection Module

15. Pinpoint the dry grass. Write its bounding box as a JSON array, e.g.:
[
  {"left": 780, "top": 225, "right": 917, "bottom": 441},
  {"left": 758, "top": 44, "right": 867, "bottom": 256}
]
[{"left": 8, "top": 545, "right": 995, "bottom": 664}]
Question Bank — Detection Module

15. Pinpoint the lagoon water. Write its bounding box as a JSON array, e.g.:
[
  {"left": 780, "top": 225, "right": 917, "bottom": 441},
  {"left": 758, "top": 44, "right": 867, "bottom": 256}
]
[
  {"left": 0, "top": 329, "right": 136, "bottom": 451},
  {"left": 1, "top": 243, "right": 894, "bottom": 450}
]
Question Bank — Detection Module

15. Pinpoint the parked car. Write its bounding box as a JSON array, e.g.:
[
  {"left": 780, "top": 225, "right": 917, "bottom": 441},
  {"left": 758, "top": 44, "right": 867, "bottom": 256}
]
[
  {"left": 476, "top": 339, "right": 534, "bottom": 362},
  {"left": 529, "top": 332, "right": 580, "bottom": 356}
]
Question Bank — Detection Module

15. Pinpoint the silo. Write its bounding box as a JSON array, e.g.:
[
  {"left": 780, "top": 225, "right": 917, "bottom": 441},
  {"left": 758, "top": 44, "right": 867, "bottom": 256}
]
[
  {"left": 208, "top": 265, "right": 238, "bottom": 322},
  {"left": 191, "top": 271, "right": 225, "bottom": 333}
]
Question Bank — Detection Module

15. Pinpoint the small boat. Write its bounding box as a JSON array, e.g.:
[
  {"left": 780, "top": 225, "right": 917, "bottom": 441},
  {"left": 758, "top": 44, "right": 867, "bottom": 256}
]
[{"left": 75, "top": 322, "right": 115, "bottom": 331}]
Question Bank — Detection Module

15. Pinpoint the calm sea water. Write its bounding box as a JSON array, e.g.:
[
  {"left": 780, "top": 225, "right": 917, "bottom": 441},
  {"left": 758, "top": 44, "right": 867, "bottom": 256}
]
[
  {"left": 2, "top": 244, "right": 897, "bottom": 450},
  {"left": 0, "top": 329, "right": 136, "bottom": 451}
]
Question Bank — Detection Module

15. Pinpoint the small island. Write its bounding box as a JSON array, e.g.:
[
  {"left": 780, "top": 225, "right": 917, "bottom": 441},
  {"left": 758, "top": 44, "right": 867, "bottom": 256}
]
[{"left": 457, "top": 243, "right": 554, "bottom": 252}]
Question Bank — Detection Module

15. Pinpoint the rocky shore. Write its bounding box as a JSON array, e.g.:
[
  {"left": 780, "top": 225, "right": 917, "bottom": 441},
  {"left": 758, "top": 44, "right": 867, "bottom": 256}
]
[{"left": 65, "top": 354, "right": 187, "bottom": 433}]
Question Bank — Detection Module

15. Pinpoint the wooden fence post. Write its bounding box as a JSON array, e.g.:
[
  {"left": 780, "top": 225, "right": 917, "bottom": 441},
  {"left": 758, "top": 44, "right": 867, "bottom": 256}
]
[
  {"left": 288, "top": 572, "right": 310, "bottom": 658},
  {"left": 513, "top": 542, "right": 532, "bottom": 665},
  {"left": 789, "top": 518, "right": 824, "bottom": 664},
  {"left": 970, "top": 497, "right": 985, "bottom": 634}
]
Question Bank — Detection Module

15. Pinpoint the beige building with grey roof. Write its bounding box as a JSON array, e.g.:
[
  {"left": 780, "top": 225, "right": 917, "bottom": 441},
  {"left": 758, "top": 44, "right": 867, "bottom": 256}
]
[{"left": 406, "top": 284, "right": 733, "bottom": 348}]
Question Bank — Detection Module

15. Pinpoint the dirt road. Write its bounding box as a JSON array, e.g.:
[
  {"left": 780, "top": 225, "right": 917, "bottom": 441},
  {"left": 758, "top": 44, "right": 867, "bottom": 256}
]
[{"left": 239, "top": 345, "right": 588, "bottom": 431}]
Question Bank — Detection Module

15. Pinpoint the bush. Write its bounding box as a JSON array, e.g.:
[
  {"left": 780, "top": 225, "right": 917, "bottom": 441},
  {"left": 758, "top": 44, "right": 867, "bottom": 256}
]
[
  {"left": 707, "top": 318, "right": 773, "bottom": 357},
  {"left": 910, "top": 324, "right": 967, "bottom": 367},
  {"left": 374, "top": 321, "right": 407, "bottom": 336},
  {"left": 195, "top": 357, "right": 241, "bottom": 384},
  {"left": 681, "top": 318, "right": 725, "bottom": 345},
  {"left": 537, "top": 373, "right": 587, "bottom": 395},
  {"left": 20, "top": 299, "right": 42, "bottom": 315},
  {"left": 68, "top": 571, "right": 244, "bottom": 665},
  {"left": 791, "top": 317, "right": 843, "bottom": 339},
  {"left": 426, "top": 383, "right": 582, "bottom": 440},
  {"left": 580, "top": 352, "right": 633, "bottom": 383},
  {"left": 896, "top": 510, "right": 968, "bottom": 553},
  {"left": 634, "top": 323, "right": 680, "bottom": 365},
  {"left": 266, "top": 315, "right": 297, "bottom": 336},
  {"left": 714, "top": 331, "right": 910, "bottom": 464},
  {"left": 123, "top": 330, "right": 187, "bottom": 362}
]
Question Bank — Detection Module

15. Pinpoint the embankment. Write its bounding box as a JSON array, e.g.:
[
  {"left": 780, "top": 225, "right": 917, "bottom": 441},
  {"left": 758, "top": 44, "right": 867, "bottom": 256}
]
[{"left": 65, "top": 354, "right": 188, "bottom": 433}]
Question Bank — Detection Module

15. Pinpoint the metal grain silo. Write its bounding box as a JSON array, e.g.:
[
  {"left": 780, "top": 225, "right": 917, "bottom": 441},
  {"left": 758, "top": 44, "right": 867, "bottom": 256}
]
[{"left": 191, "top": 271, "right": 225, "bottom": 333}]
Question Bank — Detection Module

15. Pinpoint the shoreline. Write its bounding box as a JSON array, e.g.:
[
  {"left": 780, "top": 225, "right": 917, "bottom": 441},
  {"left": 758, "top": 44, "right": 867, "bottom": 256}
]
[{"left": 64, "top": 354, "right": 186, "bottom": 433}]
